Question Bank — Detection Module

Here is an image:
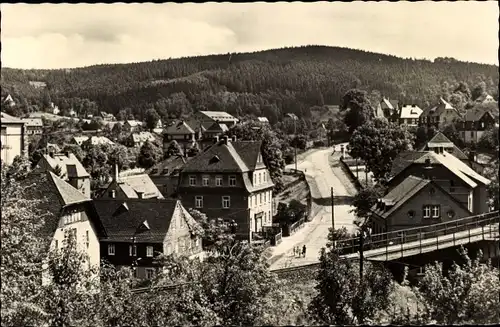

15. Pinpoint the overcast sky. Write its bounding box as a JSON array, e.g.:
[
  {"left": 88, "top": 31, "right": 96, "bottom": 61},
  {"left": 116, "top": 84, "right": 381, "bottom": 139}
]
[{"left": 2, "top": 2, "right": 498, "bottom": 69}]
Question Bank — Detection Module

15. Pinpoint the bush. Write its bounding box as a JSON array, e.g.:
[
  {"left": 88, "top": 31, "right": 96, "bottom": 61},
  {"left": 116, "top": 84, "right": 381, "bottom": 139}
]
[{"left": 313, "top": 140, "right": 326, "bottom": 147}]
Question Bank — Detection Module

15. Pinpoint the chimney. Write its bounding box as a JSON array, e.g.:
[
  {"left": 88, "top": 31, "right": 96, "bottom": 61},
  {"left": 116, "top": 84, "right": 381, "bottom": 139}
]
[
  {"left": 231, "top": 135, "right": 237, "bottom": 142},
  {"left": 64, "top": 151, "right": 71, "bottom": 158},
  {"left": 109, "top": 190, "right": 116, "bottom": 198},
  {"left": 49, "top": 152, "right": 55, "bottom": 158},
  {"left": 223, "top": 136, "right": 229, "bottom": 145},
  {"left": 213, "top": 136, "right": 219, "bottom": 144},
  {"left": 137, "top": 190, "right": 144, "bottom": 199},
  {"left": 468, "top": 150, "right": 476, "bottom": 163},
  {"left": 113, "top": 163, "right": 119, "bottom": 183}
]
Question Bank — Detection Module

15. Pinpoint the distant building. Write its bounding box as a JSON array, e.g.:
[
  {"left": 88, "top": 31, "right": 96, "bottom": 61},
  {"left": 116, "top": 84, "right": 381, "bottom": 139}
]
[
  {"left": 126, "top": 131, "right": 157, "bottom": 148},
  {"left": 257, "top": 117, "right": 270, "bottom": 124},
  {"left": 81, "top": 136, "right": 115, "bottom": 149},
  {"left": 418, "top": 132, "right": 468, "bottom": 162},
  {"left": 376, "top": 97, "right": 400, "bottom": 120},
  {"left": 93, "top": 198, "right": 203, "bottom": 279},
  {"left": 398, "top": 104, "right": 423, "bottom": 127},
  {"left": 28, "top": 81, "right": 47, "bottom": 89},
  {"left": 100, "top": 165, "right": 164, "bottom": 200},
  {"left": 72, "top": 136, "right": 90, "bottom": 147},
  {"left": 195, "top": 110, "right": 239, "bottom": 128},
  {"left": 35, "top": 152, "right": 91, "bottom": 198},
  {"left": 475, "top": 93, "right": 496, "bottom": 104},
  {"left": 21, "top": 118, "right": 44, "bottom": 136},
  {"left": 178, "top": 136, "right": 274, "bottom": 242},
  {"left": 163, "top": 121, "right": 198, "bottom": 149},
  {"left": 49, "top": 102, "right": 60, "bottom": 115},
  {"left": 99, "top": 111, "right": 116, "bottom": 121},
  {"left": 419, "top": 98, "right": 462, "bottom": 128},
  {"left": 147, "top": 155, "right": 190, "bottom": 198},
  {"left": 459, "top": 108, "right": 499, "bottom": 144},
  {"left": 3, "top": 94, "right": 16, "bottom": 107},
  {"left": 370, "top": 175, "right": 471, "bottom": 234},
  {"left": 123, "top": 120, "right": 143, "bottom": 133},
  {"left": 1, "top": 112, "right": 26, "bottom": 165}
]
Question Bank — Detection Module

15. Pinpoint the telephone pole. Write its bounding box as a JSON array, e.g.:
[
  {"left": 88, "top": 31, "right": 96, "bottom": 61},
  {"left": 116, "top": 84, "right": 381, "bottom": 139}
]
[{"left": 331, "top": 187, "right": 335, "bottom": 231}]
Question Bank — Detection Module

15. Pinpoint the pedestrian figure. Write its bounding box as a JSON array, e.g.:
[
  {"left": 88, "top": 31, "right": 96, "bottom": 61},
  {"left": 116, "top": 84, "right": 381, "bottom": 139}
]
[
  {"left": 302, "top": 245, "right": 307, "bottom": 258},
  {"left": 293, "top": 246, "right": 297, "bottom": 257}
]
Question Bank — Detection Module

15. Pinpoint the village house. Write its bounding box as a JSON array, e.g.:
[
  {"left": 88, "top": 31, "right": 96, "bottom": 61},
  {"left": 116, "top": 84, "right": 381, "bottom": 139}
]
[
  {"left": 99, "top": 111, "right": 116, "bottom": 121},
  {"left": 388, "top": 149, "right": 491, "bottom": 216},
  {"left": 123, "top": 120, "right": 143, "bottom": 133},
  {"left": 475, "top": 93, "right": 496, "bottom": 104},
  {"left": 21, "top": 171, "right": 103, "bottom": 282},
  {"left": 1, "top": 112, "right": 26, "bottom": 165},
  {"left": 3, "top": 94, "right": 16, "bottom": 107},
  {"left": 147, "top": 155, "right": 190, "bottom": 198},
  {"left": 100, "top": 165, "right": 164, "bottom": 200},
  {"left": 35, "top": 152, "right": 91, "bottom": 198},
  {"left": 92, "top": 198, "right": 203, "bottom": 279},
  {"left": 22, "top": 118, "right": 44, "bottom": 135},
  {"left": 459, "top": 107, "right": 499, "bottom": 144},
  {"left": 126, "top": 131, "right": 157, "bottom": 148},
  {"left": 419, "top": 97, "right": 462, "bottom": 128},
  {"left": 80, "top": 136, "right": 115, "bottom": 150},
  {"left": 177, "top": 136, "right": 274, "bottom": 242},
  {"left": 397, "top": 104, "right": 423, "bottom": 127},
  {"left": 370, "top": 175, "right": 471, "bottom": 234},
  {"left": 418, "top": 132, "right": 469, "bottom": 162},
  {"left": 163, "top": 120, "right": 200, "bottom": 150},
  {"left": 375, "top": 97, "right": 400, "bottom": 120},
  {"left": 257, "top": 117, "right": 270, "bottom": 124},
  {"left": 194, "top": 110, "right": 239, "bottom": 128}
]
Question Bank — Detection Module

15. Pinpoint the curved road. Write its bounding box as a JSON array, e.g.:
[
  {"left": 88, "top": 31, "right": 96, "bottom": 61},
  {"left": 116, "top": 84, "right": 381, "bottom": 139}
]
[{"left": 269, "top": 146, "right": 358, "bottom": 269}]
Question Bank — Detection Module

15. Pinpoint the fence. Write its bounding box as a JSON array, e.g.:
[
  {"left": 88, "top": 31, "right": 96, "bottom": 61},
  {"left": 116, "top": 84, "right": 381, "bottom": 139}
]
[
  {"left": 282, "top": 217, "right": 306, "bottom": 237},
  {"left": 339, "top": 156, "right": 363, "bottom": 191},
  {"left": 334, "top": 211, "right": 499, "bottom": 256}
]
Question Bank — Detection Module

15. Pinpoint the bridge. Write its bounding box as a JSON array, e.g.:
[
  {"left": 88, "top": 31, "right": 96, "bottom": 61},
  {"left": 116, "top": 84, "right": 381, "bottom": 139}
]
[{"left": 271, "top": 211, "right": 500, "bottom": 277}]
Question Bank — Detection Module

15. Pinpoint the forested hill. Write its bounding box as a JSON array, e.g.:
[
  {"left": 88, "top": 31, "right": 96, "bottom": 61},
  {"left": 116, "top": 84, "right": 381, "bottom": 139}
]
[{"left": 1, "top": 45, "right": 498, "bottom": 122}]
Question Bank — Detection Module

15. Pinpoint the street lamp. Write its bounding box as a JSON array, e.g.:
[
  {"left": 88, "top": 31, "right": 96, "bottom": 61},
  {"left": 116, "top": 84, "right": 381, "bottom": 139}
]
[
  {"left": 286, "top": 113, "right": 298, "bottom": 172},
  {"left": 354, "top": 214, "right": 372, "bottom": 281}
]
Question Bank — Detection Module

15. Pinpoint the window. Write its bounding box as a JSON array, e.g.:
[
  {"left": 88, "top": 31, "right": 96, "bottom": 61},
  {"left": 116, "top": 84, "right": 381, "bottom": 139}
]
[
  {"left": 189, "top": 175, "right": 196, "bottom": 186},
  {"left": 431, "top": 205, "right": 440, "bottom": 218},
  {"left": 216, "top": 176, "right": 223, "bottom": 186},
  {"left": 408, "top": 210, "right": 415, "bottom": 219},
  {"left": 146, "top": 268, "right": 155, "bottom": 280},
  {"left": 260, "top": 193, "right": 263, "bottom": 204},
  {"left": 202, "top": 176, "right": 209, "bottom": 186},
  {"left": 229, "top": 175, "right": 236, "bottom": 186},
  {"left": 86, "top": 230, "right": 89, "bottom": 248},
  {"left": 195, "top": 237, "right": 200, "bottom": 248},
  {"left": 423, "top": 205, "right": 431, "bottom": 219},
  {"left": 481, "top": 122, "right": 485, "bottom": 128},
  {"left": 108, "top": 244, "right": 115, "bottom": 255},
  {"left": 258, "top": 173, "right": 262, "bottom": 184},
  {"left": 264, "top": 192, "right": 267, "bottom": 203},
  {"left": 450, "top": 180, "right": 455, "bottom": 192},
  {"left": 129, "top": 244, "right": 137, "bottom": 257},
  {"left": 264, "top": 211, "right": 267, "bottom": 223},
  {"left": 55, "top": 239, "right": 59, "bottom": 249},
  {"left": 470, "top": 131, "right": 474, "bottom": 138},
  {"left": 195, "top": 196, "right": 203, "bottom": 208},
  {"left": 146, "top": 246, "right": 154, "bottom": 257},
  {"left": 222, "top": 196, "right": 231, "bottom": 209}
]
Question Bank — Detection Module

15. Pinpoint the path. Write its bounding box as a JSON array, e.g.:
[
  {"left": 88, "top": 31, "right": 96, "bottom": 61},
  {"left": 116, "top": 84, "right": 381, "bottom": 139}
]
[{"left": 269, "top": 144, "right": 358, "bottom": 269}]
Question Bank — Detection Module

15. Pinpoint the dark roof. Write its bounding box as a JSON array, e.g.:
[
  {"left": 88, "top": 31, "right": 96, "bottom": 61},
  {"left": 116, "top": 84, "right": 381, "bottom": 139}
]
[
  {"left": 417, "top": 133, "right": 469, "bottom": 162},
  {"left": 230, "top": 141, "right": 264, "bottom": 171},
  {"left": 420, "top": 98, "right": 456, "bottom": 118},
  {"left": 464, "top": 108, "right": 498, "bottom": 122},
  {"left": 388, "top": 151, "right": 429, "bottom": 179},
  {"left": 47, "top": 171, "right": 90, "bottom": 205},
  {"left": 92, "top": 199, "right": 179, "bottom": 242},
  {"left": 181, "top": 140, "right": 250, "bottom": 173},
  {"left": 371, "top": 176, "right": 430, "bottom": 219},
  {"left": 148, "top": 155, "right": 189, "bottom": 176},
  {"left": 164, "top": 121, "right": 195, "bottom": 135}
]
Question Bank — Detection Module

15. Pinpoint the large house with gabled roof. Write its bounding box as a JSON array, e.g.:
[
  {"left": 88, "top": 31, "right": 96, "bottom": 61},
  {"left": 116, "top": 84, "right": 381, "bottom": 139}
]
[
  {"left": 93, "top": 198, "right": 203, "bottom": 280},
  {"left": 100, "top": 165, "right": 164, "bottom": 200},
  {"left": 419, "top": 97, "right": 462, "bottom": 128},
  {"left": 459, "top": 107, "right": 499, "bottom": 144},
  {"left": 178, "top": 136, "right": 274, "bottom": 241},
  {"left": 1, "top": 112, "right": 26, "bottom": 165}
]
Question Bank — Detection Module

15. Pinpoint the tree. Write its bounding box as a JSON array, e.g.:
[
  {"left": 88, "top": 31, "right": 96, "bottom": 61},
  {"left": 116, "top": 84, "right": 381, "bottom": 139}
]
[
  {"left": 309, "top": 227, "right": 394, "bottom": 325},
  {"left": 348, "top": 118, "right": 415, "bottom": 182},
  {"left": 145, "top": 108, "right": 161, "bottom": 131},
  {"left": 165, "top": 140, "right": 183, "bottom": 158},
  {"left": 62, "top": 144, "right": 85, "bottom": 162},
  {"left": 351, "top": 184, "right": 387, "bottom": 221},
  {"left": 477, "top": 126, "right": 499, "bottom": 153},
  {"left": 411, "top": 248, "right": 500, "bottom": 324},
  {"left": 442, "top": 122, "right": 464, "bottom": 149},
  {"left": 291, "top": 134, "right": 307, "bottom": 150},
  {"left": 138, "top": 140, "right": 162, "bottom": 169},
  {"left": 471, "top": 81, "right": 487, "bottom": 101},
  {"left": 111, "top": 122, "right": 123, "bottom": 136},
  {"left": 340, "top": 89, "right": 375, "bottom": 134}
]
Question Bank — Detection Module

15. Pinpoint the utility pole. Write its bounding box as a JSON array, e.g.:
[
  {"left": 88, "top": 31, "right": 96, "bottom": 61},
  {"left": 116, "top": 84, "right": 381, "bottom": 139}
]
[
  {"left": 359, "top": 228, "right": 364, "bottom": 281},
  {"left": 294, "top": 118, "right": 298, "bottom": 172},
  {"left": 331, "top": 187, "right": 335, "bottom": 231},
  {"left": 365, "top": 168, "right": 369, "bottom": 188}
]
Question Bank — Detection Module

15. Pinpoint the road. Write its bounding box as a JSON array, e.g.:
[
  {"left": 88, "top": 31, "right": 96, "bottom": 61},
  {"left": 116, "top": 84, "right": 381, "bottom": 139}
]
[{"left": 269, "top": 145, "right": 358, "bottom": 269}]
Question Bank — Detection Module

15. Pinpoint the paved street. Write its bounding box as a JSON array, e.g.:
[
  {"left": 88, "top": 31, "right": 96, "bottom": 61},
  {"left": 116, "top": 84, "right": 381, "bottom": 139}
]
[{"left": 269, "top": 145, "right": 358, "bottom": 269}]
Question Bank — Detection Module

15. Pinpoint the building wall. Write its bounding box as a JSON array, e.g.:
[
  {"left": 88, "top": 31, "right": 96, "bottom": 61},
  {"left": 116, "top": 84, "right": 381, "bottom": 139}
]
[
  {"left": 379, "top": 184, "right": 471, "bottom": 232},
  {"left": 68, "top": 177, "right": 91, "bottom": 198},
  {"left": 1, "top": 124, "right": 25, "bottom": 165},
  {"left": 150, "top": 175, "right": 179, "bottom": 198},
  {"left": 473, "top": 185, "right": 489, "bottom": 214},
  {"left": 51, "top": 204, "right": 101, "bottom": 269},
  {"left": 163, "top": 205, "right": 203, "bottom": 257},
  {"left": 248, "top": 189, "right": 274, "bottom": 232},
  {"left": 389, "top": 165, "right": 472, "bottom": 209}
]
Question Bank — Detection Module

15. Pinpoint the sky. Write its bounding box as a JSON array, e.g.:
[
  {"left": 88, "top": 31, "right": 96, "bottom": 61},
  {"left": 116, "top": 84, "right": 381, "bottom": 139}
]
[{"left": 2, "top": 2, "right": 498, "bottom": 69}]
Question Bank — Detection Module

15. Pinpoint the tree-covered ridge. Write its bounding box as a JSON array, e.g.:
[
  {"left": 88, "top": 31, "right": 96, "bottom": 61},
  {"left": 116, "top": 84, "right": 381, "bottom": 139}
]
[{"left": 2, "top": 45, "right": 498, "bottom": 121}]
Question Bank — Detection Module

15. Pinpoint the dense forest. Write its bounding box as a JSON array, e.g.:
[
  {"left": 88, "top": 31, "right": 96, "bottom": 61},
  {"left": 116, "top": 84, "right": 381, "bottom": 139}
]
[{"left": 1, "top": 45, "right": 498, "bottom": 122}]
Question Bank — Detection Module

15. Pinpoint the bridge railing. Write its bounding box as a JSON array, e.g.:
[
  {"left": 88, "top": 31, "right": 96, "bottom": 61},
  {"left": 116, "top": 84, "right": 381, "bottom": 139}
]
[{"left": 335, "top": 211, "right": 499, "bottom": 256}]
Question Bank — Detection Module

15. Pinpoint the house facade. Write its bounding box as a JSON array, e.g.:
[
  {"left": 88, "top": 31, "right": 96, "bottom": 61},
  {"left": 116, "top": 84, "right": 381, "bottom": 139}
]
[
  {"left": 147, "top": 155, "right": 190, "bottom": 198},
  {"left": 418, "top": 132, "right": 469, "bottom": 162},
  {"left": 177, "top": 136, "right": 274, "bottom": 241},
  {"left": 1, "top": 112, "right": 26, "bottom": 165},
  {"left": 370, "top": 175, "right": 471, "bottom": 234},
  {"left": 388, "top": 150, "right": 491, "bottom": 215},
  {"left": 376, "top": 97, "right": 399, "bottom": 120},
  {"left": 419, "top": 98, "right": 462, "bottom": 128},
  {"left": 123, "top": 120, "right": 143, "bottom": 133},
  {"left": 163, "top": 121, "right": 199, "bottom": 150},
  {"left": 22, "top": 118, "right": 44, "bottom": 135},
  {"left": 398, "top": 105, "right": 422, "bottom": 127},
  {"left": 100, "top": 165, "right": 164, "bottom": 200},
  {"left": 126, "top": 132, "right": 157, "bottom": 148},
  {"left": 195, "top": 110, "right": 239, "bottom": 128},
  {"left": 459, "top": 109, "right": 498, "bottom": 144},
  {"left": 93, "top": 199, "right": 203, "bottom": 279},
  {"left": 35, "top": 152, "right": 91, "bottom": 198}
]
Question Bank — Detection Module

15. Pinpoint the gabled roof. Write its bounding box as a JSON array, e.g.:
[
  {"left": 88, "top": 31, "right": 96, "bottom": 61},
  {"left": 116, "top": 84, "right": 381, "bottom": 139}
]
[
  {"left": 131, "top": 132, "right": 156, "bottom": 143},
  {"left": 21, "top": 118, "right": 43, "bottom": 127},
  {"left": 164, "top": 121, "right": 195, "bottom": 135},
  {"left": 257, "top": 117, "right": 269, "bottom": 123},
  {"left": 199, "top": 111, "right": 237, "bottom": 121},
  {"left": 117, "top": 174, "right": 164, "bottom": 199},
  {"left": 371, "top": 175, "right": 470, "bottom": 219},
  {"left": 380, "top": 98, "right": 398, "bottom": 110},
  {"left": 425, "top": 132, "right": 454, "bottom": 148},
  {"left": 0, "top": 112, "right": 25, "bottom": 124},
  {"left": 73, "top": 136, "right": 89, "bottom": 145},
  {"left": 83, "top": 136, "right": 115, "bottom": 146},
  {"left": 205, "top": 121, "right": 229, "bottom": 133},
  {"left": 182, "top": 140, "right": 249, "bottom": 173},
  {"left": 231, "top": 141, "right": 265, "bottom": 171},
  {"left": 399, "top": 105, "right": 423, "bottom": 119},
  {"left": 92, "top": 199, "right": 179, "bottom": 242},
  {"left": 389, "top": 151, "right": 429, "bottom": 179},
  {"left": 421, "top": 97, "right": 457, "bottom": 118},
  {"left": 464, "top": 108, "right": 498, "bottom": 122},
  {"left": 475, "top": 93, "right": 496, "bottom": 103},
  {"left": 125, "top": 120, "right": 143, "bottom": 127},
  {"left": 39, "top": 153, "right": 90, "bottom": 178},
  {"left": 47, "top": 171, "right": 90, "bottom": 205}
]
